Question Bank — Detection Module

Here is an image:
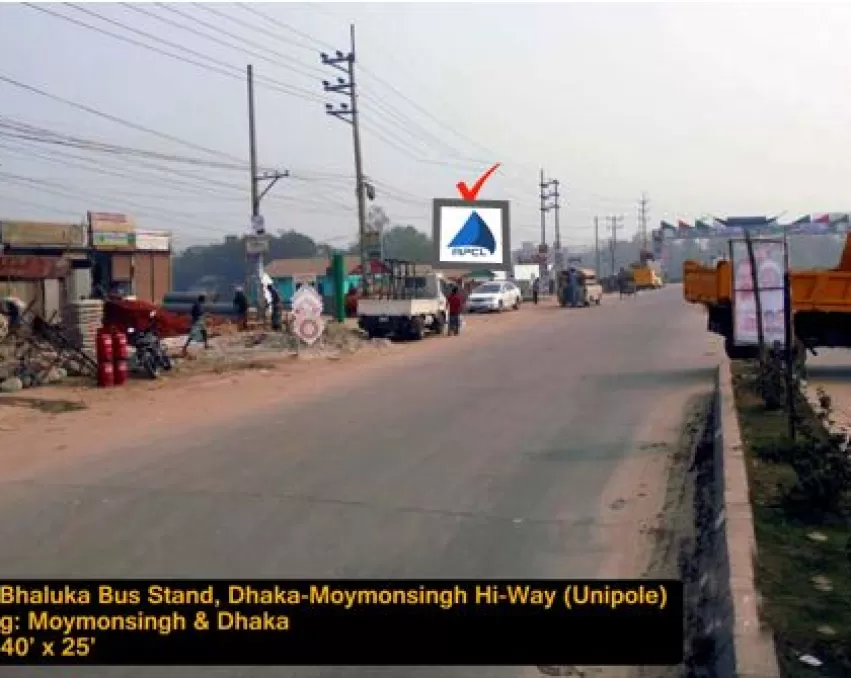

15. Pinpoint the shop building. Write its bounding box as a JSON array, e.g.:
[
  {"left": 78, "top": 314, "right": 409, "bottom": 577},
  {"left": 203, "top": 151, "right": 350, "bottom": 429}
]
[
  {"left": 0, "top": 220, "right": 91, "bottom": 316},
  {"left": 87, "top": 212, "right": 172, "bottom": 304},
  {"left": 0, "top": 213, "right": 174, "bottom": 314}
]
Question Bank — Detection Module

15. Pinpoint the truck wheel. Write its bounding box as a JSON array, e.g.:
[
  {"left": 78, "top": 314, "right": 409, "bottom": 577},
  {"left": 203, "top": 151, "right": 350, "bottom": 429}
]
[
  {"left": 409, "top": 317, "right": 425, "bottom": 340},
  {"left": 433, "top": 313, "right": 446, "bottom": 335}
]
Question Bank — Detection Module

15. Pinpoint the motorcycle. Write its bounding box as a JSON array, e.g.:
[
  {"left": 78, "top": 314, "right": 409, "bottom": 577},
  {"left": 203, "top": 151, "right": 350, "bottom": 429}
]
[{"left": 127, "top": 311, "right": 173, "bottom": 379}]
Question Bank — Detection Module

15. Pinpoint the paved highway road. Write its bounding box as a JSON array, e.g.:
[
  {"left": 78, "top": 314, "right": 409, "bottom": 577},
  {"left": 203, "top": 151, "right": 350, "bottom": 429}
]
[{"left": 1, "top": 286, "right": 718, "bottom": 678}]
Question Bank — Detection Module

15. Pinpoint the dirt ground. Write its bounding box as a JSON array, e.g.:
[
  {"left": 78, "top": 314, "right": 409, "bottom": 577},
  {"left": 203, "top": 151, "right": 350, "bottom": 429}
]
[{"left": 0, "top": 301, "right": 559, "bottom": 475}]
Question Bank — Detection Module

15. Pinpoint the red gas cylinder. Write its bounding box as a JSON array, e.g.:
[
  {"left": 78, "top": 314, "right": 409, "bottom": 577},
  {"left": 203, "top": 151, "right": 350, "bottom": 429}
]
[
  {"left": 112, "top": 360, "right": 128, "bottom": 387},
  {"left": 97, "top": 361, "right": 114, "bottom": 388},
  {"left": 96, "top": 328, "right": 113, "bottom": 364},
  {"left": 111, "top": 330, "right": 129, "bottom": 361}
]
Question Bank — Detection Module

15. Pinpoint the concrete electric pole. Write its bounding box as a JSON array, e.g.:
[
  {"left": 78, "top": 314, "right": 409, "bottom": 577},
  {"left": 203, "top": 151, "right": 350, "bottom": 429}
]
[
  {"left": 608, "top": 215, "right": 624, "bottom": 276},
  {"left": 321, "top": 25, "right": 373, "bottom": 293},
  {"left": 594, "top": 216, "right": 601, "bottom": 277},
  {"left": 552, "top": 180, "right": 561, "bottom": 252},
  {"left": 539, "top": 169, "right": 548, "bottom": 247},
  {"left": 539, "top": 170, "right": 560, "bottom": 291},
  {"left": 638, "top": 192, "right": 650, "bottom": 254},
  {"left": 246, "top": 64, "right": 289, "bottom": 318}
]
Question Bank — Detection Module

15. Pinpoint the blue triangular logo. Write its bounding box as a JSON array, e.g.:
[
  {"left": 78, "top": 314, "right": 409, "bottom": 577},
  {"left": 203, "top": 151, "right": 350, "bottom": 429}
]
[{"left": 449, "top": 211, "right": 496, "bottom": 253}]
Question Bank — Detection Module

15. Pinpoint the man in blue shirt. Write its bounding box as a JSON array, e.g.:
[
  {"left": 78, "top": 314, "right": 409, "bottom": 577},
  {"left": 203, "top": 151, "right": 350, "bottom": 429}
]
[{"left": 567, "top": 268, "right": 579, "bottom": 307}]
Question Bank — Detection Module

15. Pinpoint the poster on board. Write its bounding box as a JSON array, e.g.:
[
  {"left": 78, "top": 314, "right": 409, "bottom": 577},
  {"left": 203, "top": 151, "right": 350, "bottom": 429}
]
[{"left": 730, "top": 239, "right": 787, "bottom": 347}]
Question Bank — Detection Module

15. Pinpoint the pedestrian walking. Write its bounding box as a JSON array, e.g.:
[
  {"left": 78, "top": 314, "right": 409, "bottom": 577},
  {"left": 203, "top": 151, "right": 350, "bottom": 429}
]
[
  {"left": 447, "top": 285, "right": 464, "bottom": 336},
  {"left": 532, "top": 277, "right": 540, "bottom": 305},
  {"left": 267, "top": 284, "right": 282, "bottom": 331},
  {"left": 233, "top": 287, "right": 249, "bottom": 331},
  {"left": 182, "top": 294, "right": 209, "bottom": 356}
]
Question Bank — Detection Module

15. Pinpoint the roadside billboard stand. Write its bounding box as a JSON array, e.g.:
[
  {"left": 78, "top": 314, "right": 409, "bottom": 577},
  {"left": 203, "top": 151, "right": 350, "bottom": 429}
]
[{"left": 731, "top": 232, "right": 795, "bottom": 438}]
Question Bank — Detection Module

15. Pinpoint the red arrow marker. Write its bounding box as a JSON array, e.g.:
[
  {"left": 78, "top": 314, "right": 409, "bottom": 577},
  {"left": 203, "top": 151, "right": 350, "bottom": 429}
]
[{"left": 456, "top": 163, "right": 501, "bottom": 201}]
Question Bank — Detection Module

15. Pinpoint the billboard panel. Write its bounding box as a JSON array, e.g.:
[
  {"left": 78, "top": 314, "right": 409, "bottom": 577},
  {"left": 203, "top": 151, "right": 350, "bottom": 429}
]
[{"left": 432, "top": 199, "right": 511, "bottom": 271}]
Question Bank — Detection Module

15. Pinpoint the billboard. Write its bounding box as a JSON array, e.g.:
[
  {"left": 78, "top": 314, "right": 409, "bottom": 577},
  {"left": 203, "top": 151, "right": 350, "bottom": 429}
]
[
  {"left": 88, "top": 212, "right": 135, "bottom": 233},
  {"left": 0, "top": 221, "right": 87, "bottom": 248},
  {"left": 91, "top": 231, "right": 134, "bottom": 250},
  {"left": 0, "top": 255, "right": 71, "bottom": 279},
  {"left": 432, "top": 199, "right": 511, "bottom": 271},
  {"left": 134, "top": 230, "right": 171, "bottom": 252},
  {"left": 730, "top": 239, "right": 787, "bottom": 347}
]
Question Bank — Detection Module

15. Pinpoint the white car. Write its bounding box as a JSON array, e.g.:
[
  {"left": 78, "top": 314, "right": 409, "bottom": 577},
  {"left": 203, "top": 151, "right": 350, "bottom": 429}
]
[{"left": 466, "top": 281, "right": 522, "bottom": 313}]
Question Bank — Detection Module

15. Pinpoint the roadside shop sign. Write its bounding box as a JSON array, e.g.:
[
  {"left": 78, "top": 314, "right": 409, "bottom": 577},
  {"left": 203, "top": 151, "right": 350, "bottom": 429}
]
[
  {"left": 88, "top": 212, "right": 135, "bottom": 233},
  {"left": 135, "top": 230, "right": 171, "bottom": 252},
  {"left": 730, "top": 238, "right": 787, "bottom": 347},
  {"left": 245, "top": 235, "right": 269, "bottom": 255},
  {"left": 0, "top": 255, "right": 71, "bottom": 279},
  {"left": 0, "top": 221, "right": 87, "bottom": 248},
  {"left": 92, "top": 231, "right": 134, "bottom": 249}
]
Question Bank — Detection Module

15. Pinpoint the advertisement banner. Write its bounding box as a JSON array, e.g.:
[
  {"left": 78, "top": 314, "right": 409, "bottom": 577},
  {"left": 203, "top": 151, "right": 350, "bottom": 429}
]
[
  {"left": 245, "top": 235, "right": 269, "bottom": 255},
  {"left": 0, "top": 255, "right": 71, "bottom": 279},
  {"left": 432, "top": 199, "right": 512, "bottom": 271},
  {"left": 92, "top": 231, "right": 134, "bottom": 249},
  {"left": 730, "top": 239, "right": 787, "bottom": 347},
  {"left": 134, "top": 230, "right": 171, "bottom": 252},
  {"left": 88, "top": 212, "right": 135, "bottom": 233},
  {"left": 0, "top": 221, "right": 87, "bottom": 248}
]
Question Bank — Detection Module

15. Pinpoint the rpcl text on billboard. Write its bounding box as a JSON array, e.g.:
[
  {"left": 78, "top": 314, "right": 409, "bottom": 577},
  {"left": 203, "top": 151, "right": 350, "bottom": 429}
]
[{"left": 432, "top": 163, "right": 512, "bottom": 272}]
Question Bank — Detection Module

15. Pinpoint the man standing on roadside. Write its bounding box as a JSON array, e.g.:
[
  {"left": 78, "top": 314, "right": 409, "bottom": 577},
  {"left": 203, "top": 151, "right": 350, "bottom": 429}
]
[
  {"left": 447, "top": 285, "right": 464, "bottom": 336},
  {"left": 233, "top": 286, "right": 249, "bottom": 331},
  {"left": 182, "top": 294, "right": 209, "bottom": 356},
  {"left": 267, "top": 284, "right": 282, "bottom": 331},
  {"left": 532, "top": 277, "right": 540, "bottom": 305}
]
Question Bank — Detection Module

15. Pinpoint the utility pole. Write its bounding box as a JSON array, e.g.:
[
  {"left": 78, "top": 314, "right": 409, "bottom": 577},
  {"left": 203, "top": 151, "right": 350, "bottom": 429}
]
[
  {"left": 246, "top": 64, "right": 288, "bottom": 317},
  {"left": 321, "top": 25, "right": 373, "bottom": 293},
  {"left": 539, "top": 170, "right": 560, "bottom": 292},
  {"left": 539, "top": 169, "right": 548, "bottom": 247},
  {"left": 552, "top": 180, "right": 561, "bottom": 251},
  {"left": 638, "top": 192, "right": 650, "bottom": 254},
  {"left": 608, "top": 215, "right": 624, "bottom": 276},
  {"left": 594, "top": 217, "right": 601, "bottom": 276}
]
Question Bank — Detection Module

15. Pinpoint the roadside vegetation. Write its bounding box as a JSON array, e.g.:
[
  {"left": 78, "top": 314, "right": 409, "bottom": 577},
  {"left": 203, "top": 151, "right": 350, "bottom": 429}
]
[{"left": 732, "top": 359, "right": 850, "bottom": 677}]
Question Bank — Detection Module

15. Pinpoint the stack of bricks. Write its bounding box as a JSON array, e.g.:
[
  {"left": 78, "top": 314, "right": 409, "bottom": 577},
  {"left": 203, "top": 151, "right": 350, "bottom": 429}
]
[{"left": 62, "top": 299, "right": 104, "bottom": 360}]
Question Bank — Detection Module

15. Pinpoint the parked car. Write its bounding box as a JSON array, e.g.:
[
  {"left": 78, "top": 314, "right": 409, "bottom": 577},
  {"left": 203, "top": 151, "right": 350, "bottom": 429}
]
[{"left": 466, "top": 281, "right": 522, "bottom": 313}]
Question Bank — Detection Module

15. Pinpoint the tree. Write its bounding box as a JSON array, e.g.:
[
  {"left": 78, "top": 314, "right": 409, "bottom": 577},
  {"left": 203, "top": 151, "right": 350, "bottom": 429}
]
[
  {"left": 172, "top": 230, "right": 318, "bottom": 292},
  {"left": 343, "top": 204, "right": 434, "bottom": 262},
  {"left": 368, "top": 205, "right": 390, "bottom": 233},
  {"left": 382, "top": 225, "right": 433, "bottom": 262}
]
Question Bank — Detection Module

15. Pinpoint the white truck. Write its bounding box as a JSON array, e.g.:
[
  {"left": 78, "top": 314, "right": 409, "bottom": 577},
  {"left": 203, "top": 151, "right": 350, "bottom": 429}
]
[{"left": 357, "top": 269, "right": 448, "bottom": 341}]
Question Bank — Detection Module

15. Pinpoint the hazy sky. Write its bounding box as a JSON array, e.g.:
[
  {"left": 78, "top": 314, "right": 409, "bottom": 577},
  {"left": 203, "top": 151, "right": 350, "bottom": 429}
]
[{"left": 1, "top": 1, "right": 850, "bottom": 250}]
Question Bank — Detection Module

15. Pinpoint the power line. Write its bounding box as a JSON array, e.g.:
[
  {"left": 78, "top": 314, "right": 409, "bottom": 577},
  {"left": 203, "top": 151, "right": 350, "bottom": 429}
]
[
  {"left": 125, "top": 4, "right": 325, "bottom": 83},
  {"left": 145, "top": 3, "right": 482, "bottom": 166},
  {"left": 0, "top": 120, "right": 247, "bottom": 171},
  {"left": 22, "top": 3, "right": 324, "bottom": 103},
  {"left": 0, "top": 170, "right": 228, "bottom": 236},
  {"left": 188, "top": 3, "right": 329, "bottom": 74},
  {"left": 0, "top": 134, "right": 360, "bottom": 215},
  {"left": 0, "top": 72, "right": 245, "bottom": 164},
  {"left": 236, "top": 3, "right": 336, "bottom": 52},
  {"left": 0, "top": 114, "right": 422, "bottom": 213}
]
